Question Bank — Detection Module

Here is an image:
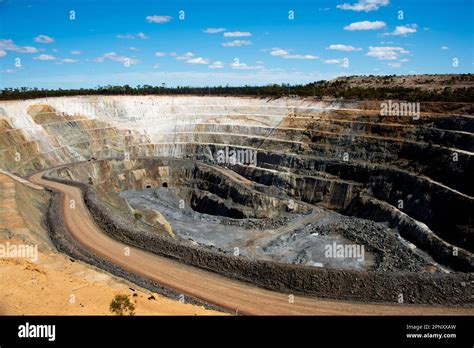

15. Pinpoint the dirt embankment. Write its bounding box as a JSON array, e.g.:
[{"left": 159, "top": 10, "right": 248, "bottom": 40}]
[{"left": 0, "top": 172, "right": 222, "bottom": 315}]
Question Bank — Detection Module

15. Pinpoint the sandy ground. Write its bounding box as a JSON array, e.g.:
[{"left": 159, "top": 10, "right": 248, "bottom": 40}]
[
  {"left": 0, "top": 241, "right": 223, "bottom": 315},
  {"left": 0, "top": 172, "right": 223, "bottom": 315}
]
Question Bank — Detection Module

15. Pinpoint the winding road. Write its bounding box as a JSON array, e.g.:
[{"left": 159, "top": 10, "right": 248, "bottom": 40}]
[{"left": 30, "top": 169, "right": 472, "bottom": 315}]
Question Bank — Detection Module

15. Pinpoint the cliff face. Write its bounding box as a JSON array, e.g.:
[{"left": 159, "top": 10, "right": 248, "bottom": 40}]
[
  {"left": 0, "top": 96, "right": 345, "bottom": 175},
  {"left": 0, "top": 171, "right": 51, "bottom": 249}
]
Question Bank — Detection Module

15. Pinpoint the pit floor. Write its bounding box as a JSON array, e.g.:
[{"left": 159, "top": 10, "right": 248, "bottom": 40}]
[{"left": 120, "top": 187, "right": 377, "bottom": 271}]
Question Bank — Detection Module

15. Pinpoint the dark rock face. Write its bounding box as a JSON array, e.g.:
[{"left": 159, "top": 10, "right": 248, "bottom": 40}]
[
  {"left": 49, "top": 158, "right": 309, "bottom": 220},
  {"left": 47, "top": 154, "right": 473, "bottom": 273},
  {"left": 231, "top": 150, "right": 473, "bottom": 266},
  {"left": 44, "top": 175, "right": 473, "bottom": 306},
  {"left": 346, "top": 195, "right": 473, "bottom": 272}
]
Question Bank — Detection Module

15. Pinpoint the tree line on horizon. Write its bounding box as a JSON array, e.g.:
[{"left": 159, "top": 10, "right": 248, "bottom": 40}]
[{"left": 1, "top": 79, "right": 473, "bottom": 102}]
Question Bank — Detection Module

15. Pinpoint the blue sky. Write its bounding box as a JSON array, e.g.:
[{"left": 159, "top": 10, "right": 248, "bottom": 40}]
[{"left": 0, "top": 0, "right": 473, "bottom": 88}]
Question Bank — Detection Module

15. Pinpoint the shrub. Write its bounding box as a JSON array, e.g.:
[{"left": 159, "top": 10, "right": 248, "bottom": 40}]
[{"left": 109, "top": 294, "right": 135, "bottom": 316}]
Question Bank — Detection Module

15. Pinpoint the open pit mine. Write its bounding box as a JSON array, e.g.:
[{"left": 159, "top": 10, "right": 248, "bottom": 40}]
[{"left": 0, "top": 95, "right": 472, "bottom": 315}]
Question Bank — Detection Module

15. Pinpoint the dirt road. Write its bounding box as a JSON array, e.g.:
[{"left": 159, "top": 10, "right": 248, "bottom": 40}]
[{"left": 30, "top": 170, "right": 473, "bottom": 315}]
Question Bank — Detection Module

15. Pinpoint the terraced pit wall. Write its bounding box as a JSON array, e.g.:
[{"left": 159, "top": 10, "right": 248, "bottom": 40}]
[
  {"left": 44, "top": 174, "right": 473, "bottom": 306},
  {"left": 2, "top": 96, "right": 472, "bottom": 277},
  {"left": 225, "top": 152, "right": 474, "bottom": 271},
  {"left": 48, "top": 158, "right": 311, "bottom": 219}
]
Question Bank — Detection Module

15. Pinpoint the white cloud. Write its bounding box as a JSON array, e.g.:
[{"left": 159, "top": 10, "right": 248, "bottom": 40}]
[
  {"left": 33, "top": 35, "right": 55, "bottom": 44},
  {"left": 174, "top": 52, "right": 210, "bottom": 65},
  {"left": 153, "top": 63, "right": 160, "bottom": 69},
  {"left": 0, "top": 50, "right": 6, "bottom": 57},
  {"left": 383, "top": 24, "right": 417, "bottom": 36},
  {"left": 441, "top": 46, "right": 449, "bottom": 50},
  {"left": 366, "top": 46, "right": 409, "bottom": 60},
  {"left": 261, "top": 68, "right": 285, "bottom": 72},
  {"left": 155, "top": 51, "right": 167, "bottom": 57},
  {"left": 269, "top": 48, "right": 318, "bottom": 60},
  {"left": 209, "top": 61, "right": 224, "bottom": 69},
  {"left": 0, "top": 39, "right": 38, "bottom": 53},
  {"left": 186, "top": 57, "right": 209, "bottom": 64},
  {"left": 222, "top": 40, "right": 252, "bottom": 47},
  {"left": 117, "top": 32, "right": 149, "bottom": 39},
  {"left": 283, "top": 54, "right": 318, "bottom": 59},
  {"left": 136, "top": 32, "right": 149, "bottom": 39},
  {"left": 224, "top": 31, "right": 252, "bottom": 37},
  {"left": 0, "top": 69, "right": 16, "bottom": 73},
  {"left": 129, "top": 47, "right": 139, "bottom": 51},
  {"left": 117, "top": 34, "right": 135, "bottom": 39},
  {"left": 230, "top": 58, "right": 263, "bottom": 70},
  {"left": 56, "top": 58, "right": 79, "bottom": 65},
  {"left": 327, "top": 44, "right": 362, "bottom": 51},
  {"left": 92, "top": 52, "right": 139, "bottom": 65},
  {"left": 33, "top": 54, "right": 56, "bottom": 60},
  {"left": 70, "top": 50, "right": 81, "bottom": 55},
  {"left": 337, "top": 0, "right": 389, "bottom": 12},
  {"left": 387, "top": 62, "right": 402, "bottom": 67},
  {"left": 175, "top": 52, "right": 195, "bottom": 61},
  {"left": 270, "top": 48, "right": 289, "bottom": 56},
  {"left": 344, "top": 21, "right": 386, "bottom": 31},
  {"left": 322, "top": 59, "right": 349, "bottom": 67},
  {"left": 146, "top": 15, "right": 172, "bottom": 23},
  {"left": 323, "top": 59, "right": 343, "bottom": 64},
  {"left": 203, "top": 28, "right": 226, "bottom": 34}
]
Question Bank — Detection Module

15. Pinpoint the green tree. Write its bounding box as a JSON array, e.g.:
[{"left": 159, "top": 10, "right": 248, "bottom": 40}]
[
  {"left": 109, "top": 294, "right": 135, "bottom": 316},
  {"left": 134, "top": 211, "right": 143, "bottom": 220}
]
